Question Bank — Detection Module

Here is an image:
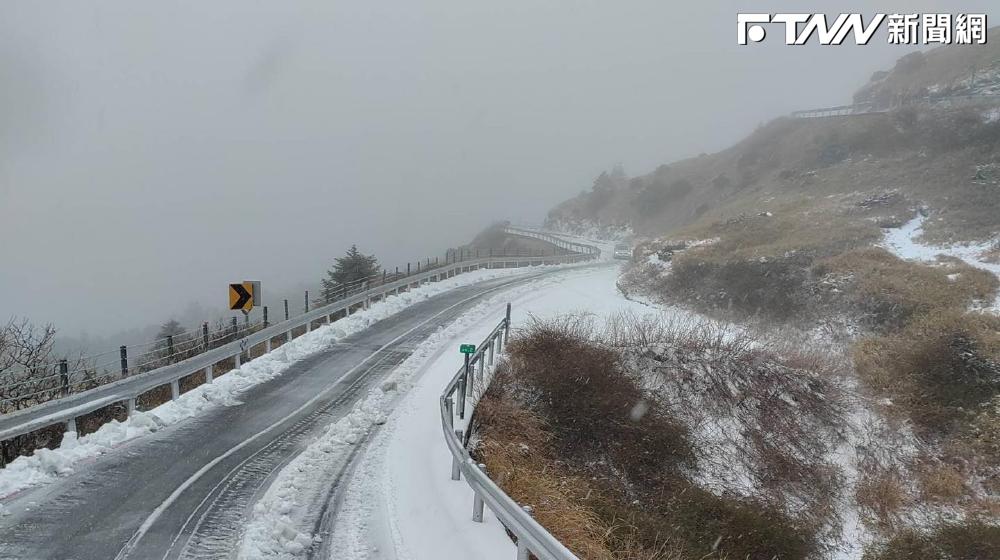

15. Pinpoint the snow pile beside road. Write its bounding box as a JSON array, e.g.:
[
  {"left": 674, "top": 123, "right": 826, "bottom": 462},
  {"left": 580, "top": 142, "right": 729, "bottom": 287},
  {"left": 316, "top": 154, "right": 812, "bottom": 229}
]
[
  {"left": 0, "top": 266, "right": 547, "bottom": 501},
  {"left": 238, "top": 385, "right": 394, "bottom": 559}
]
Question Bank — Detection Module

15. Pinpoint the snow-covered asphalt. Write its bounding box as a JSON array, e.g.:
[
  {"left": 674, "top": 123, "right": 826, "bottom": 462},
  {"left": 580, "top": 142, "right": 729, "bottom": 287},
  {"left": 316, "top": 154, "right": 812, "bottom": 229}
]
[{"left": 0, "top": 265, "right": 604, "bottom": 560}]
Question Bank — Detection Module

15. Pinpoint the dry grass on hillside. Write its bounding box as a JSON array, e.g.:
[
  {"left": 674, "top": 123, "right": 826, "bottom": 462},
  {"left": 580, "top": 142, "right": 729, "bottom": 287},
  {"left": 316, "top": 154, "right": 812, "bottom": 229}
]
[
  {"left": 855, "top": 311, "right": 1000, "bottom": 436},
  {"left": 863, "top": 522, "right": 1000, "bottom": 560},
  {"left": 818, "top": 248, "right": 999, "bottom": 331},
  {"left": 473, "top": 317, "right": 822, "bottom": 560},
  {"left": 550, "top": 103, "right": 1000, "bottom": 245}
]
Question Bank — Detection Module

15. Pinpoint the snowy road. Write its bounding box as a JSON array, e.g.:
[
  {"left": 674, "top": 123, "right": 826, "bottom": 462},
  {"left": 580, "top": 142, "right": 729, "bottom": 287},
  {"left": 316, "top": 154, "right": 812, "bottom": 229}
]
[
  {"left": 0, "top": 267, "right": 599, "bottom": 560},
  {"left": 323, "top": 264, "right": 642, "bottom": 560}
]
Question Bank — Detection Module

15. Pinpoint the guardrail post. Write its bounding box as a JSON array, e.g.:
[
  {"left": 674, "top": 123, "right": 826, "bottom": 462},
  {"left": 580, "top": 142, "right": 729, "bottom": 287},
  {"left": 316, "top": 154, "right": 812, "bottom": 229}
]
[
  {"left": 451, "top": 430, "right": 463, "bottom": 480},
  {"left": 202, "top": 323, "right": 209, "bottom": 350},
  {"left": 305, "top": 290, "right": 309, "bottom": 313},
  {"left": 167, "top": 335, "right": 174, "bottom": 362},
  {"left": 445, "top": 397, "right": 454, "bottom": 428},
  {"left": 284, "top": 299, "right": 289, "bottom": 321},
  {"left": 457, "top": 376, "right": 466, "bottom": 420},
  {"left": 466, "top": 362, "right": 476, "bottom": 401},
  {"left": 231, "top": 317, "right": 238, "bottom": 339},
  {"left": 59, "top": 359, "right": 69, "bottom": 396},
  {"left": 65, "top": 417, "right": 77, "bottom": 435},
  {"left": 234, "top": 352, "right": 241, "bottom": 368},
  {"left": 127, "top": 397, "right": 136, "bottom": 417},
  {"left": 458, "top": 355, "right": 469, "bottom": 419},
  {"left": 204, "top": 365, "right": 213, "bottom": 384},
  {"left": 472, "top": 463, "right": 486, "bottom": 522},
  {"left": 516, "top": 540, "right": 530, "bottom": 560},
  {"left": 489, "top": 339, "right": 495, "bottom": 365},
  {"left": 120, "top": 345, "right": 129, "bottom": 377},
  {"left": 265, "top": 337, "right": 272, "bottom": 353},
  {"left": 286, "top": 330, "right": 292, "bottom": 343},
  {"left": 263, "top": 306, "right": 269, "bottom": 328},
  {"left": 170, "top": 379, "right": 180, "bottom": 401},
  {"left": 504, "top": 303, "right": 512, "bottom": 343}
]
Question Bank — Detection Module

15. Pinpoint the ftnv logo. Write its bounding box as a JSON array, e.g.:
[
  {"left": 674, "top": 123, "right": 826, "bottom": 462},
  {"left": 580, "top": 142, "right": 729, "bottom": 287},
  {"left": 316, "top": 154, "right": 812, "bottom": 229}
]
[{"left": 738, "top": 13, "right": 987, "bottom": 45}]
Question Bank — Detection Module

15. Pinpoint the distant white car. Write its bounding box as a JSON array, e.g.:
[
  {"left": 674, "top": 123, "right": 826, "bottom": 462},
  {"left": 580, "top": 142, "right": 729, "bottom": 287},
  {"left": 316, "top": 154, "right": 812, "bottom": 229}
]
[{"left": 613, "top": 243, "right": 631, "bottom": 260}]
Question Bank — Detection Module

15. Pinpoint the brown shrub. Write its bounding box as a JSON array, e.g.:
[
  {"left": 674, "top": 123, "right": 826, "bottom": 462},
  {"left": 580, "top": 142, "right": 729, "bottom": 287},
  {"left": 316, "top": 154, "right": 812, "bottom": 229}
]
[
  {"left": 473, "top": 372, "right": 612, "bottom": 559},
  {"left": 0, "top": 425, "right": 64, "bottom": 467},
  {"left": 668, "top": 252, "right": 813, "bottom": 319},
  {"left": 863, "top": 522, "right": 1000, "bottom": 560},
  {"left": 77, "top": 402, "right": 128, "bottom": 436},
  {"left": 856, "top": 470, "right": 908, "bottom": 526},
  {"left": 179, "top": 370, "right": 206, "bottom": 394},
  {"left": 137, "top": 384, "right": 172, "bottom": 411},
  {"left": 969, "top": 395, "right": 1000, "bottom": 463},
  {"left": 506, "top": 317, "right": 694, "bottom": 481},
  {"left": 475, "top": 317, "right": 819, "bottom": 560},
  {"left": 660, "top": 208, "right": 881, "bottom": 321},
  {"left": 819, "top": 248, "right": 998, "bottom": 331},
  {"left": 916, "top": 462, "right": 967, "bottom": 503},
  {"left": 855, "top": 311, "right": 1000, "bottom": 435}
]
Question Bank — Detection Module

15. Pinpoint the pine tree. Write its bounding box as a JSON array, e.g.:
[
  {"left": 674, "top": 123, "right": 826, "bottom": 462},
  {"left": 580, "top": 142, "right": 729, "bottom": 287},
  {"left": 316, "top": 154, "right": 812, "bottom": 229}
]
[
  {"left": 321, "top": 245, "right": 380, "bottom": 302},
  {"left": 149, "top": 319, "right": 192, "bottom": 368},
  {"left": 157, "top": 320, "right": 184, "bottom": 340}
]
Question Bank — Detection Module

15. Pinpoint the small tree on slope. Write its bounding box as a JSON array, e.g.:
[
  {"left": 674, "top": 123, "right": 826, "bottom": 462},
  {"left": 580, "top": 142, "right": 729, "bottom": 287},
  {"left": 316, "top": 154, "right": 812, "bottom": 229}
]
[{"left": 321, "top": 245, "right": 380, "bottom": 302}]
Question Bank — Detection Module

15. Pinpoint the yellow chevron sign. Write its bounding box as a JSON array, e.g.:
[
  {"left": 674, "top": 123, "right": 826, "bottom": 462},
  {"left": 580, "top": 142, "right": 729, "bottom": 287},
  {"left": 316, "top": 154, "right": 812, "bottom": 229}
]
[{"left": 229, "top": 282, "right": 254, "bottom": 312}]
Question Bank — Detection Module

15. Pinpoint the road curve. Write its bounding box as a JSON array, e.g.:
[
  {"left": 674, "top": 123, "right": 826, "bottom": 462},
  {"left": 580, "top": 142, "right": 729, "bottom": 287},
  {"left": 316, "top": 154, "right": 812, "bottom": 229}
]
[{"left": 0, "top": 269, "right": 563, "bottom": 560}]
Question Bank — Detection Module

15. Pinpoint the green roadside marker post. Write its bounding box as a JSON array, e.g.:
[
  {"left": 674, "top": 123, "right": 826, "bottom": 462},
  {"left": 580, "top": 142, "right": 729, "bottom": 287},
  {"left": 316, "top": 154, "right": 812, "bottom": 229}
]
[{"left": 458, "top": 344, "right": 476, "bottom": 419}]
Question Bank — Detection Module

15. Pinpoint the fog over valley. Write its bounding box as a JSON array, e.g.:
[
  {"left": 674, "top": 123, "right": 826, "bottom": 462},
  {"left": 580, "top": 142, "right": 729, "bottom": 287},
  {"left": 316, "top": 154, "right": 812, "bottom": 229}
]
[{"left": 2, "top": 0, "right": 995, "bottom": 341}]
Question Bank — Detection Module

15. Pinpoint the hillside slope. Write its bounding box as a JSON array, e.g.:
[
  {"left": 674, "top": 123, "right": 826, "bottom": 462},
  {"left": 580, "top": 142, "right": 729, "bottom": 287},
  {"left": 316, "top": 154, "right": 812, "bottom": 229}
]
[
  {"left": 540, "top": 34, "right": 1000, "bottom": 560},
  {"left": 548, "top": 35, "right": 1000, "bottom": 246}
]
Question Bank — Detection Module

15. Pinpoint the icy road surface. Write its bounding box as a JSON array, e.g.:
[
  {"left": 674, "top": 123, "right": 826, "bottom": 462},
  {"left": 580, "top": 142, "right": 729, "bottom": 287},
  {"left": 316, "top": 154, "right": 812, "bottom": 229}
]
[{"left": 0, "top": 265, "right": 601, "bottom": 560}]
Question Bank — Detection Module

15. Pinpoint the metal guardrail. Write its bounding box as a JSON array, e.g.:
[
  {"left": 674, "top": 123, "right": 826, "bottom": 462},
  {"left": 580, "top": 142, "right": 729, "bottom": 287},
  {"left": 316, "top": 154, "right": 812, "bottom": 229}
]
[
  {"left": 0, "top": 236, "right": 598, "bottom": 445},
  {"left": 439, "top": 305, "right": 579, "bottom": 560},
  {"left": 790, "top": 104, "right": 876, "bottom": 118},
  {"left": 503, "top": 226, "right": 601, "bottom": 259},
  {"left": 791, "top": 94, "right": 1000, "bottom": 119}
]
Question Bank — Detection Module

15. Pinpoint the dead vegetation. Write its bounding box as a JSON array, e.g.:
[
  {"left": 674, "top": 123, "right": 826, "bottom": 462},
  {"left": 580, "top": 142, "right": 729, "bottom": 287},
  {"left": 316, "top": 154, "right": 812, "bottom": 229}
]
[
  {"left": 855, "top": 312, "right": 1000, "bottom": 437},
  {"left": 818, "top": 249, "right": 998, "bottom": 332},
  {"left": 544, "top": 39, "right": 1000, "bottom": 559},
  {"left": 473, "top": 315, "right": 833, "bottom": 559},
  {"left": 863, "top": 522, "right": 1000, "bottom": 560}
]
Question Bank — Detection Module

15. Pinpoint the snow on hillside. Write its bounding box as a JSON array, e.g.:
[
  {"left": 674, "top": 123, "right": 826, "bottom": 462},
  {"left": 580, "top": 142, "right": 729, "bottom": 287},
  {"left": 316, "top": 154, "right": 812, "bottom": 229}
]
[
  {"left": 543, "top": 218, "right": 632, "bottom": 245},
  {"left": 883, "top": 214, "right": 1000, "bottom": 312},
  {"left": 313, "top": 262, "right": 881, "bottom": 559}
]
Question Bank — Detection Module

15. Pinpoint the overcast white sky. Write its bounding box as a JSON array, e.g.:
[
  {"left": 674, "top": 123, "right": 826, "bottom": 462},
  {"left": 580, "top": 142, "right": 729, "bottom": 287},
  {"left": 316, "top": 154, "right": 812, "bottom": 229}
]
[{"left": 1, "top": 1, "right": 997, "bottom": 337}]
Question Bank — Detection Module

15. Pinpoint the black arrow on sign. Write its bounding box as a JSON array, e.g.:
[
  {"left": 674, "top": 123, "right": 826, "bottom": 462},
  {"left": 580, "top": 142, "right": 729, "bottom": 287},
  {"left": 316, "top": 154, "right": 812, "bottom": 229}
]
[{"left": 230, "top": 283, "right": 252, "bottom": 310}]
